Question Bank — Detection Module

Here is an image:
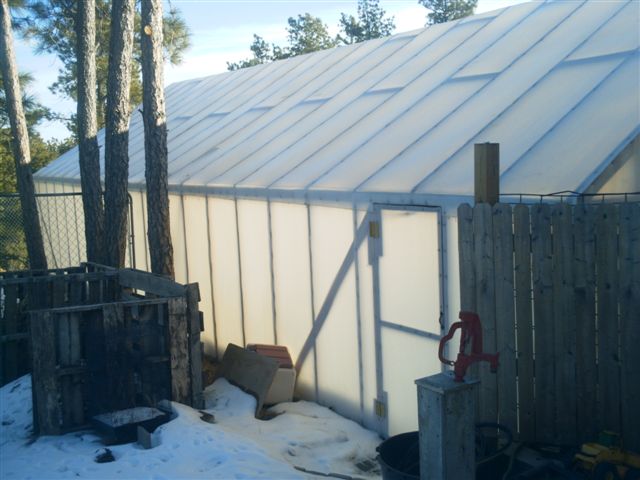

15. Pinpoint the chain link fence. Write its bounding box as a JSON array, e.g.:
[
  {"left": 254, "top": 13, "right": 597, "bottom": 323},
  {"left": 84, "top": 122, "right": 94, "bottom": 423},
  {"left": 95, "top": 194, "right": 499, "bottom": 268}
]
[{"left": 0, "top": 192, "right": 135, "bottom": 272}]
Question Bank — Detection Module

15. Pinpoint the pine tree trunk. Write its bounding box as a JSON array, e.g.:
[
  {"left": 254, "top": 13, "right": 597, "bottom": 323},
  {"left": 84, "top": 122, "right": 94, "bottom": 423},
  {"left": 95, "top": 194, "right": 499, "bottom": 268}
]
[
  {"left": 141, "top": 0, "right": 174, "bottom": 278},
  {"left": 104, "top": 0, "right": 135, "bottom": 268},
  {"left": 0, "top": 0, "right": 47, "bottom": 270},
  {"left": 76, "top": 0, "right": 105, "bottom": 264}
]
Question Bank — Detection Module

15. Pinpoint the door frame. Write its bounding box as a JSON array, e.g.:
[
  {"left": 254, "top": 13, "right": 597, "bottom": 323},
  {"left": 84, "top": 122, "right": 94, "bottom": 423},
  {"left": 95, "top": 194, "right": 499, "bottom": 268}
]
[{"left": 369, "top": 203, "right": 448, "bottom": 436}]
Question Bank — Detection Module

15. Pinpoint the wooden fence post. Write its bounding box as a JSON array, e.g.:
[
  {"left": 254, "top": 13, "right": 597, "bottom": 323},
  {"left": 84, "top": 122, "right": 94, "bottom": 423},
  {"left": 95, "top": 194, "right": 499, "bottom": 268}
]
[
  {"left": 186, "top": 284, "right": 204, "bottom": 409},
  {"left": 30, "top": 310, "right": 60, "bottom": 435},
  {"left": 168, "top": 296, "right": 190, "bottom": 404},
  {"left": 474, "top": 143, "right": 500, "bottom": 205}
]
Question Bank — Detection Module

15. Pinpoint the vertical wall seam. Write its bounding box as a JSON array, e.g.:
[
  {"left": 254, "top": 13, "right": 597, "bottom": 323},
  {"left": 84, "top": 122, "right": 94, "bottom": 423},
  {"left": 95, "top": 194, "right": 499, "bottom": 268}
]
[
  {"left": 267, "top": 200, "right": 278, "bottom": 344},
  {"left": 235, "top": 197, "right": 247, "bottom": 346},
  {"left": 180, "top": 194, "right": 190, "bottom": 283},
  {"left": 439, "top": 208, "right": 449, "bottom": 372},
  {"left": 352, "top": 203, "right": 365, "bottom": 424},
  {"left": 205, "top": 195, "right": 219, "bottom": 360},
  {"left": 306, "top": 202, "right": 319, "bottom": 400},
  {"left": 139, "top": 190, "right": 149, "bottom": 271}
]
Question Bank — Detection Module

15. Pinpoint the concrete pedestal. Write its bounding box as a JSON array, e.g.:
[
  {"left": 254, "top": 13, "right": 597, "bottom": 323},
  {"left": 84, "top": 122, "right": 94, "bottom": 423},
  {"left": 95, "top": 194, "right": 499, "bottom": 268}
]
[{"left": 415, "top": 372, "right": 479, "bottom": 480}]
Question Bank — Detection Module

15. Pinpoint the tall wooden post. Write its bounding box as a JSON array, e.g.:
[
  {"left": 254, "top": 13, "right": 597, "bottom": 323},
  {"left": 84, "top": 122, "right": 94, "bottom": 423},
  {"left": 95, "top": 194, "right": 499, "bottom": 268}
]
[{"left": 474, "top": 143, "right": 500, "bottom": 205}]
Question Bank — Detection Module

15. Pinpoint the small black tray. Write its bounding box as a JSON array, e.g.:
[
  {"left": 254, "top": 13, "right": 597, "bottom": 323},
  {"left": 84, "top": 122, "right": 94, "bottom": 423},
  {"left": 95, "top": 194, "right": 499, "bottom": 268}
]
[{"left": 92, "top": 406, "right": 171, "bottom": 445}]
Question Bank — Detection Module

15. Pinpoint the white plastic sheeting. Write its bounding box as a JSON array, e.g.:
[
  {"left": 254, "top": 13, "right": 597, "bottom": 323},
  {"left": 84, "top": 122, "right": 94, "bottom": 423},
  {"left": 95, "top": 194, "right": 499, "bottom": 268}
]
[{"left": 37, "top": 0, "right": 639, "bottom": 200}]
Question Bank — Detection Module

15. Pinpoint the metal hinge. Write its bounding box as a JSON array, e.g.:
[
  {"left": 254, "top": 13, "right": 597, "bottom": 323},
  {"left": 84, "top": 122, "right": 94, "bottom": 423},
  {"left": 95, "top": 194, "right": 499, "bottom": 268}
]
[
  {"left": 374, "top": 398, "right": 386, "bottom": 418},
  {"left": 369, "top": 221, "right": 380, "bottom": 238}
]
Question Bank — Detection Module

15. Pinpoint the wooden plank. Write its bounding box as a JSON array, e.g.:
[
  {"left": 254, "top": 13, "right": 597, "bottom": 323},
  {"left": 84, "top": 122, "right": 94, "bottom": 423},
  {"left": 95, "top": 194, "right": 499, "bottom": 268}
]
[
  {"left": 513, "top": 205, "right": 534, "bottom": 440},
  {"left": 1, "top": 283, "right": 19, "bottom": 383},
  {"left": 31, "top": 297, "right": 171, "bottom": 315},
  {"left": 103, "top": 303, "right": 134, "bottom": 411},
  {"left": 0, "top": 270, "right": 116, "bottom": 286},
  {"left": 51, "top": 277, "right": 67, "bottom": 307},
  {"left": 551, "top": 203, "right": 576, "bottom": 445},
  {"left": 30, "top": 311, "right": 60, "bottom": 434},
  {"left": 118, "top": 269, "right": 185, "bottom": 297},
  {"left": 69, "top": 278, "right": 84, "bottom": 306},
  {"left": 187, "top": 284, "right": 203, "bottom": 408},
  {"left": 473, "top": 203, "right": 497, "bottom": 423},
  {"left": 573, "top": 204, "right": 597, "bottom": 444},
  {"left": 457, "top": 204, "right": 476, "bottom": 312},
  {"left": 530, "top": 204, "right": 555, "bottom": 444},
  {"left": 492, "top": 203, "right": 516, "bottom": 434},
  {"left": 168, "top": 296, "right": 191, "bottom": 404},
  {"left": 595, "top": 204, "right": 620, "bottom": 434},
  {"left": 619, "top": 203, "right": 640, "bottom": 451},
  {"left": 68, "top": 312, "right": 84, "bottom": 426}
]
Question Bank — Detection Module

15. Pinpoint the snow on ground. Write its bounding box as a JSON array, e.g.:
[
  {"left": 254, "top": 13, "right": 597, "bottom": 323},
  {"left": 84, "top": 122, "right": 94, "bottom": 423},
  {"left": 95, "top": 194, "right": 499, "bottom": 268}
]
[{"left": 0, "top": 376, "right": 382, "bottom": 479}]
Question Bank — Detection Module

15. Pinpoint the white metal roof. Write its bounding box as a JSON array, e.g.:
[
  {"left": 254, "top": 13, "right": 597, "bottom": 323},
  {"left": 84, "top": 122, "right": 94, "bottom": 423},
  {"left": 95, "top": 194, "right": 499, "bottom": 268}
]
[{"left": 37, "top": 0, "right": 640, "bottom": 199}]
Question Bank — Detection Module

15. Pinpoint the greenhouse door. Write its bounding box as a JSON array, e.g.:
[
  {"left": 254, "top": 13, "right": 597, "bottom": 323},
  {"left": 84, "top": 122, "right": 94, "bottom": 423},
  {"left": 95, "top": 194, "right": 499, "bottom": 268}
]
[{"left": 370, "top": 205, "right": 445, "bottom": 437}]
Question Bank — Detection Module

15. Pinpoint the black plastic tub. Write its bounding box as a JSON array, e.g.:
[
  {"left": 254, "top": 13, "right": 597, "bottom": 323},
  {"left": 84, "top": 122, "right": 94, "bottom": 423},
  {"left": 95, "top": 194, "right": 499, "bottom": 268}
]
[
  {"left": 92, "top": 407, "right": 171, "bottom": 445},
  {"left": 377, "top": 431, "right": 420, "bottom": 480}
]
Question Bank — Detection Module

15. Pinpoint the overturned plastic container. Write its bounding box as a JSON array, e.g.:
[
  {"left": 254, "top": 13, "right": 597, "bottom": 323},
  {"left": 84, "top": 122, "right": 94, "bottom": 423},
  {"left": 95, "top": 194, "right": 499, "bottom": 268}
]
[
  {"left": 377, "top": 431, "right": 420, "bottom": 480},
  {"left": 92, "top": 406, "right": 171, "bottom": 445}
]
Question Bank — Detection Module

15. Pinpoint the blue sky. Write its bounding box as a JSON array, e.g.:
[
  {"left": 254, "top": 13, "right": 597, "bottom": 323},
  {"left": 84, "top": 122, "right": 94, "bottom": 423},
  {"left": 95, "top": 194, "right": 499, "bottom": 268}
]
[{"left": 15, "top": 0, "right": 527, "bottom": 140}]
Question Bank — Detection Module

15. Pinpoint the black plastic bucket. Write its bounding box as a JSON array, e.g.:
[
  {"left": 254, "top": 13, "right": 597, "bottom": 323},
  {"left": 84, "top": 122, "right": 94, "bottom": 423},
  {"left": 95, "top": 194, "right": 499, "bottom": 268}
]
[{"left": 377, "top": 431, "right": 420, "bottom": 480}]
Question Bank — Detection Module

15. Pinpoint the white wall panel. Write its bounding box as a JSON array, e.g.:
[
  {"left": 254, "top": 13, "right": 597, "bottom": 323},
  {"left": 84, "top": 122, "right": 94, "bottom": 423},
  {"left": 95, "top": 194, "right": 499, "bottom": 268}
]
[
  {"left": 130, "top": 191, "right": 149, "bottom": 271},
  {"left": 237, "top": 199, "right": 275, "bottom": 346},
  {"left": 183, "top": 195, "right": 217, "bottom": 356},
  {"left": 270, "top": 202, "right": 316, "bottom": 401},
  {"left": 168, "top": 194, "right": 188, "bottom": 284},
  {"left": 310, "top": 206, "right": 360, "bottom": 421},
  {"left": 209, "top": 197, "right": 244, "bottom": 355}
]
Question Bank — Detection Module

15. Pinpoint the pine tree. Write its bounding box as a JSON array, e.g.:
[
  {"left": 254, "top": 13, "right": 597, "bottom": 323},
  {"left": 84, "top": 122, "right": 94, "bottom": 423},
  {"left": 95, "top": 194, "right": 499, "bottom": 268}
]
[
  {"left": 0, "top": 0, "right": 47, "bottom": 269},
  {"left": 337, "top": 0, "right": 395, "bottom": 45},
  {"left": 76, "top": 0, "right": 104, "bottom": 264},
  {"left": 141, "top": 0, "right": 174, "bottom": 278},
  {"left": 104, "top": 0, "right": 135, "bottom": 268},
  {"left": 418, "top": 0, "right": 477, "bottom": 25}
]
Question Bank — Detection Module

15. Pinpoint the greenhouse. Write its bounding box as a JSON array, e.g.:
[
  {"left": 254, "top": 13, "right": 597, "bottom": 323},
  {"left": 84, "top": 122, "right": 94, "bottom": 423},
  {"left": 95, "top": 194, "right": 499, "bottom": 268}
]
[{"left": 35, "top": 0, "right": 640, "bottom": 437}]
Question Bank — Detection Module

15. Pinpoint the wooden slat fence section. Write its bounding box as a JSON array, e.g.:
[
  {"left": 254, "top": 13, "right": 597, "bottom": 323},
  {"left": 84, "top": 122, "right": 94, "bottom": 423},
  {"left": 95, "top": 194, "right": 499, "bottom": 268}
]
[{"left": 458, "top": 202, "right": 640, "bottom": 450}]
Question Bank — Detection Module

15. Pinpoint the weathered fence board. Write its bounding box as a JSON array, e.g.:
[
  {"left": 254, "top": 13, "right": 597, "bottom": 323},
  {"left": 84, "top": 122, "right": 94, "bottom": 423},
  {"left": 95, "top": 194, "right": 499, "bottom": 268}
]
[
  {"left": 458, "top": 201, "right": 639, "bottom": 450},
  {"left": 573, "top": 205, "right": 597, "bottom": 444},
  {"left": 457, "top": 204, "right": 476, "bottom": 312},
  {"left": 493, "top": 204, "right": 516, "bottom": 435},
  {"left": 530, "top": 204, "right": 555, "bottom": 444},
  {"left": 551, "top": 204, "right": 576, "bottom": 445},
  {"left": 169, "top": 296, "right": 191, "bottom": 405},
  {"left": 30, "top": 311, "right": 60, "bottom": 435},
  {"left": 1, "top": 283, "right": 20, "bottom": 383},
  {"left": 619, "top": 203, "right": 640, "bottom": 450},
  {"left": 473, "top": 203, "right": 497, "bottom": 423},
  {"left": 596, "top": 204, "right": 620, "bottom": 435},
  {"left": 513, "top": 205, "right": 534, "bottom": 440}
]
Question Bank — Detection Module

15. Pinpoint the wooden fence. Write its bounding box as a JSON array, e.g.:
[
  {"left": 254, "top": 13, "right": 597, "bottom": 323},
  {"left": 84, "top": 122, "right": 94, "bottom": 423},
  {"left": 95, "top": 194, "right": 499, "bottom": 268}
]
[
  {"left": 0, "top": 264, "right": 203, "bottom": 434},
  {"left": 458, "top": 202, "right": 640, "bottom": 451}
]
